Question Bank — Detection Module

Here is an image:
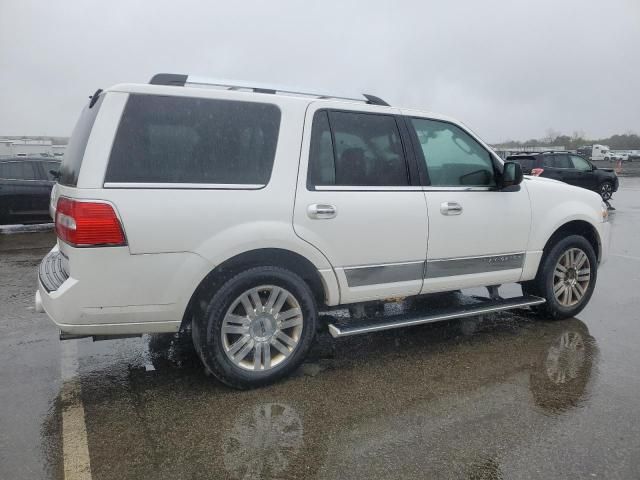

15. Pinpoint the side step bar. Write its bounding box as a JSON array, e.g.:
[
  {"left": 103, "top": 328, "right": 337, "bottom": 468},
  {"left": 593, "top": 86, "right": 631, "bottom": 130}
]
[{"left": 327, "top": 295, "right": 546, "bottom": 338}]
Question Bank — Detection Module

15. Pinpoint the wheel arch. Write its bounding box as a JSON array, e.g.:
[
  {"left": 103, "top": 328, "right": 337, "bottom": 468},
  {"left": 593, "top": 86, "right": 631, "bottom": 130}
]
[
  {"left": 542, "top": 220, "right": 601, "bottom": 262},
  {"left": 180, "top": 248, "right": 333, "bottom": 330}
]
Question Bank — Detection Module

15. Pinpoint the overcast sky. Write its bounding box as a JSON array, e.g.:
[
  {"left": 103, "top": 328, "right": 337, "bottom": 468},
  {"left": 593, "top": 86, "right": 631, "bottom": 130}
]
[{"left": 1, "top": 0, "right": 638, "bottom": 143}]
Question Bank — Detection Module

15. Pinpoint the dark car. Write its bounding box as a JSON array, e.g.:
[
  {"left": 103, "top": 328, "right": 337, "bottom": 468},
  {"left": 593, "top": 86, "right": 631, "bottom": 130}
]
[
  {"left": 0, "top": 157, "right": 60, "bottom": 224},
  {"left": 506, "top": 151, "right": 619, "bottom": 201}
]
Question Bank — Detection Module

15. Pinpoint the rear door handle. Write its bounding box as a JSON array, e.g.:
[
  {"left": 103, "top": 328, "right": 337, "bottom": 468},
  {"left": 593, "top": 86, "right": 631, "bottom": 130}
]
[
  {"left": 440, "top": 202, "right": 463, "bottom": 215},
  {"left": 307, "top": 204, "right": 337, "bottom": 219}
]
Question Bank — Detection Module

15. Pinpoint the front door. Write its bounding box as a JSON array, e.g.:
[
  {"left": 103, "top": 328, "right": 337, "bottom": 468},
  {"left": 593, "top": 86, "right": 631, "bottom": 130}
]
[
  {"left": 403, "top": 115, "right": 531, "bottom": 293},
  {"left": 568, "top": 155, "right": 597, "bottom": 190},
  {"left": 293, "top": 104, "right": 429, "bottom": 304}
]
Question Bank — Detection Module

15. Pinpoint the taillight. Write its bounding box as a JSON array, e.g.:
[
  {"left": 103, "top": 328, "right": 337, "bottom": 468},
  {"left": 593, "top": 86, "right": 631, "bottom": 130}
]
[
  {"left": 531, "top": 168, "right": 544, "bottom": 176},
  {"left": 55, "top": 197, "right": 126, "bottom": 247}
]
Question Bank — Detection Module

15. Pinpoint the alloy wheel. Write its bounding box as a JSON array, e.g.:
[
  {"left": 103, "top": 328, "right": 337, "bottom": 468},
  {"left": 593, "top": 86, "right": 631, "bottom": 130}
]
[
  {"left": 553, "top": 248, "right": 591, "bottom": 307},
  {"left": 221, "top": 285, "right": 304, "bottom": 371}
]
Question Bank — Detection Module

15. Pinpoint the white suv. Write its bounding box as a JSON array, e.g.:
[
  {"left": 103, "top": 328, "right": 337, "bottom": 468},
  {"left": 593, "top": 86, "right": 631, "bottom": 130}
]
[{"left": 35, "top": 74, "right": 610, "bottom": 388}]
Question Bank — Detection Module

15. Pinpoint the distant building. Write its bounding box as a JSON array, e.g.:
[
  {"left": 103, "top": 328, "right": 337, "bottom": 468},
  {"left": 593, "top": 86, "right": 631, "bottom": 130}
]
[
  {"left": 0, "top": 139, "right": 65, "bottom": 157},
  {"left": 0, "top": 140, "right": 12, "bottom": 156}
]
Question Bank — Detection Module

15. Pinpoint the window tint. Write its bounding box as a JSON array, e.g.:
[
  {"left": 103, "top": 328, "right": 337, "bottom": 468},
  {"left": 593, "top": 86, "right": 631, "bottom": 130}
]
[
  {"left": 307, "top": 110, "right": 408, "bottom": 187},
  {"left": 59, "top": 94, "right": 103, "bottom": 186},
  {"left": 543, "top": 154, "right": 572, "bottom": 168},
  {"left": 0, "top": 161, "right": 37, "bottom": 180},
  {"left": 106, "top": 94, "right": 281, "bottom": 185},
  {"left": 307, "top": 111, "right": 335, "bottom": 186},
  {"left": 571, "top": 155, "right": 592, "bottom": 171},
  {"left": 508, "top": 157, "right": 536, "bottom": 172},
  {"left": 410, "top": 118, "right": 495, "bottom": 187},
  {"left": 44, "top": 161, "right": 61, "bottom": 180}
]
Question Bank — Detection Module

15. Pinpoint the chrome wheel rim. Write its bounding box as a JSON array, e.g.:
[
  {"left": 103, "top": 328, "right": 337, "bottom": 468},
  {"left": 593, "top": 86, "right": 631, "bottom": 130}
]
[
  {"left": 222, "top": 285, "right": 303, "bottom": 371},
  {"left": 601, "top": 183, "right": 612, "bottom": 200},
  {"left": 553, "top": 248, "right": 591, "bottom": 307},
  {"left": 545, "top": 331, "right": 586, "bottom": 384}
]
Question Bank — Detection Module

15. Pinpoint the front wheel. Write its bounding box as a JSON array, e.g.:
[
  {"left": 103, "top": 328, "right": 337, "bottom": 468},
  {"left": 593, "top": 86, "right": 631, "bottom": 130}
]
[
  {"left": 522, "top": 235, "right": 597, "bottom": 320},
  {"left": 599, "top": 181, "right": 614, "bottom": 201},
  {"left": 192, "top": 266, "right": 318, "bottom": 389}
]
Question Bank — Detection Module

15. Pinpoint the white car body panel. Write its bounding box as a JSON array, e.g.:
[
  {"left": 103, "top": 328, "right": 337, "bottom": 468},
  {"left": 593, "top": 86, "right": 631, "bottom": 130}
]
[{"left": 36, "top": 82, "right": 611, "bottom": 336}]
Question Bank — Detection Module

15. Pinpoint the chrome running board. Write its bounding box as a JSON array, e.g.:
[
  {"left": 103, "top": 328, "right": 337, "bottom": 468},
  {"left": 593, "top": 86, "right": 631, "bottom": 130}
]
[{"left": 327, "top": 295, "right": 546, "bottom": 338}]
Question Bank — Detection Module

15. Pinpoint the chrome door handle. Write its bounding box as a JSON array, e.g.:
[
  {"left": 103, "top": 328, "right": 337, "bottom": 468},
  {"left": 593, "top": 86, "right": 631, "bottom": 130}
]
[
  {"left": 440, "top": 202, "right": 463, "bottom": 215},
  {"left": 307, "top": 204, "right": 337, "bottom": 219}
]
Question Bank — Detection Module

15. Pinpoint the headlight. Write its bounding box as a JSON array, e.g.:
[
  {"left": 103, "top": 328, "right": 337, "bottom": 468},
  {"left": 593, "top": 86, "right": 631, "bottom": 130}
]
[{"left": 601, "top": 201, "right": 609, "bottom": 222}]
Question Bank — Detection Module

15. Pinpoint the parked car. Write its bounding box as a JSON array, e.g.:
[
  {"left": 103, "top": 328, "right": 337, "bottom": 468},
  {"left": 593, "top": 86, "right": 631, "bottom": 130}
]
[
  {"left": 0, "top": 157, "right": 60, "bottom": 224},
  {"left": 609, "top": 151, "right": 629, "bottom": 162},
  {"left": 35, "top": 74, "right": 610, "bottom": 388},
  {"left": 507, "top": 151, "right": 618, "bottom": 201}
]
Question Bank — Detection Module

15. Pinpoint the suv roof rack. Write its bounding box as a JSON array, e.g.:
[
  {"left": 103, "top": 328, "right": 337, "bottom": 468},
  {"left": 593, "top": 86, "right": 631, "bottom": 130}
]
[{"left": 149, "top": 73, "right": 390, "bottom": 106}]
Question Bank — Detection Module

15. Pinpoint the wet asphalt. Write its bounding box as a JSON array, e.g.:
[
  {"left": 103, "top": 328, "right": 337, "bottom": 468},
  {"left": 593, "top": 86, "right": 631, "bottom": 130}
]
[{"left": 2, "top": 180, "right": 640, "bottom": 480}]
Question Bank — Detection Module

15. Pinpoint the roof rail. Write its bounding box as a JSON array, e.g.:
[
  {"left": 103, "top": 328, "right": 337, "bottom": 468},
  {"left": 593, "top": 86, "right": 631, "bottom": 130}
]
[{"left": 149, "top": 73, "right": 390, "bottom": 106}]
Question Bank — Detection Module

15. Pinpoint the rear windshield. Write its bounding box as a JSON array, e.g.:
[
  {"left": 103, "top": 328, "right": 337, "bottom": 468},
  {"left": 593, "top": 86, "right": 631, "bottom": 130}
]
[
  {"left": 507, "top": 156, "right": 536, "bottom": 171},
  {"left": 105, "top": 94, "right": 281, "bottom": 185},
  {"left": 59, "top": 94, "right": 104, "bottom": 186}
]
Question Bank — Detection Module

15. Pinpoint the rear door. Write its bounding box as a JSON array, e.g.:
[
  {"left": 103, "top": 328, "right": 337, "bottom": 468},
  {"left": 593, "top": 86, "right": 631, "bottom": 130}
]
[{"left": 293, "top": 103, "right": 429, "bottom": 303}]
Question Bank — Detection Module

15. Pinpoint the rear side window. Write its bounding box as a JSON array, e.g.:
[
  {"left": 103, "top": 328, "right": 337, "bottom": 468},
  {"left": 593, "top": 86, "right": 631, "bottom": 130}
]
[
  {"left": 307, "top": 110, "right": 409, "bottom": 187},
  {"left": 59, "top": 95, "right": 104, "bottom": 186},
  {"left": 105, "top": 95, "right": 281, "bottom": 185}
]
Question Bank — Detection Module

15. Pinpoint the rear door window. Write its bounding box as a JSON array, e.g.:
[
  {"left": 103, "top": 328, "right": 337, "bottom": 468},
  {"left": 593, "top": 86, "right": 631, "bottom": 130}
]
[
  {"left": 0, "top": 161, "right": 37, "bottom": 180},
  {"left": 105, "top": 94, "right": 281, "bottom": 185},
  {"left": 307, "top": 110, "right": 409, "bottom": 187},
  {"left": 508, "top": 157, "right": 536, "bottom": 172}
]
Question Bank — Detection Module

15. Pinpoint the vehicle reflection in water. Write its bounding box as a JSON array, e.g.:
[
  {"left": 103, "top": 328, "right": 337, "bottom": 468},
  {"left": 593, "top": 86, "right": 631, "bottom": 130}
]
[
  {"left": 45, "top": 313, "right": 598, "bottom": 480},
  {"left": 222, "top": 402, "right": 303, "bottom": 480}
]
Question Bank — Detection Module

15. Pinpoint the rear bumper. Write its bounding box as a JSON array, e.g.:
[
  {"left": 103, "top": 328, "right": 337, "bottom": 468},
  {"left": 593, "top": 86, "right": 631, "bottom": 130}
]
[{"left": 35, "top": 244, "right": 212, "bottom": 336}]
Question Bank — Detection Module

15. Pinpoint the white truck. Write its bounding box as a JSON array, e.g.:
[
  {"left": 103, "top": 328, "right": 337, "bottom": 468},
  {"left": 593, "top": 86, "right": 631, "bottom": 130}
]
[
  {"left": 591, "top": 144, "right": 611, "bottom": 161},
  {"left": 35, "top": 74, "right": 610, "bottom": 388}
]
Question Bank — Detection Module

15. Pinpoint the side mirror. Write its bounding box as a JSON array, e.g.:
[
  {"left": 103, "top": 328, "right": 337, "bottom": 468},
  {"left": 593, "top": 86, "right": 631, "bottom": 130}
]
[{"left": 501, "top": 161, "right": 523, "bottom": 189}]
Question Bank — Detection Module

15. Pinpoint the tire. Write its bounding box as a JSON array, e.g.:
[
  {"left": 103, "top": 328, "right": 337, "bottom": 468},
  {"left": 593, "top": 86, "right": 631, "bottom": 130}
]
[
  {"left": 192, "top": 266, "right": 318, "bottom": 389},
  {"left": 522, "top": 235, "right": 597, "bottom": 320},
  {"left": 599, "top": 181, "right": 614, "bottom": 201}
]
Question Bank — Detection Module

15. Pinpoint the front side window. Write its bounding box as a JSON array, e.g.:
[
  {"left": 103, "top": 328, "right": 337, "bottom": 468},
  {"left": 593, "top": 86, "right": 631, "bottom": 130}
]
[
  {"left": 307, "top": 110, "right": 409, "bottom": 187},
  {"left": 410, "top": 118, "right": 495, "bottom": 187},
  {"left": 571, "top": 155, "right": 592, "bottom": 171},
  {"left": 44, "top": 161, "right": 61, "bottom": 181},
  {"left": 106, "top": 95, "right": 281, "bottom": 185}
]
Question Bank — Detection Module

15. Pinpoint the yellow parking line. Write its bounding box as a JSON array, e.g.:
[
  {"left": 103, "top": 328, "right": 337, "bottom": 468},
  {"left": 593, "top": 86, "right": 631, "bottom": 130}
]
[{"left": 61, "top": 341, "right": 92, "bottom": 480}]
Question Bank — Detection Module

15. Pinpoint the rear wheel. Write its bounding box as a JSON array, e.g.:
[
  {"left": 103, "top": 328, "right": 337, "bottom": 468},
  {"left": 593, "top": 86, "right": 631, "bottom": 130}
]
[
  {"left": 599, "top": 181, "right": 614, "bottom": 201},
  {"left": 522, "top": 235, "right": 597, "bottom": 320},
  {"left": 192, "top": 266, "right": 317, "bottom": 389}
]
